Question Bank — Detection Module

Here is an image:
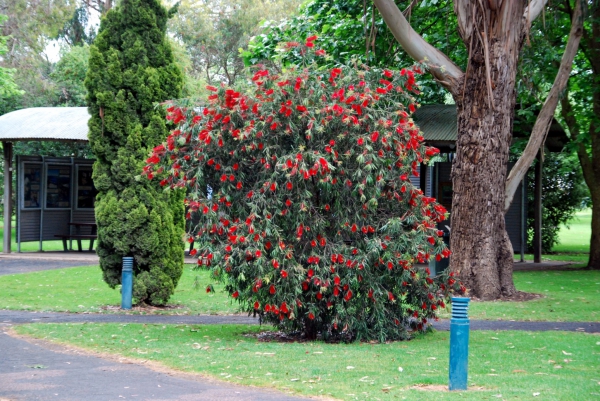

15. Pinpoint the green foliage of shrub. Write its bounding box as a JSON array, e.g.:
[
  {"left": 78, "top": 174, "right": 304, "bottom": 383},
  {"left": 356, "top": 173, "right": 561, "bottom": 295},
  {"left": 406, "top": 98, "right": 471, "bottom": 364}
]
[
  {"left": 85, "top": 0, "right": 185, "bottom": 306},
  {"left": 147, "top": 40, "right": 464, "bottom": 342}
]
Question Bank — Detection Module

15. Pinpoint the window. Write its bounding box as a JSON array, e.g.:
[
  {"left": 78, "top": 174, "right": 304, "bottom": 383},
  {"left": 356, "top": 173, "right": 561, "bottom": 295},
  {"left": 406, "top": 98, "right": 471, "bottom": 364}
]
[
  {"left": 45, "top": 166, "right": 71, "bottom": 208},
  {"left": 22, "top": 164, "right": 42, "bottom": 209}
]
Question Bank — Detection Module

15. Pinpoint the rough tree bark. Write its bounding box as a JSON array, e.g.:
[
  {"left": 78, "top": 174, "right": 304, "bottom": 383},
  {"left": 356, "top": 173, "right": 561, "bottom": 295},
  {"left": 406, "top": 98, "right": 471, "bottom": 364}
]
[
  {"left": 372, "top": 0, "right": 585, "bottom": 298},
  {"left": 449, "top": 1, "right": 526, "bottom": 299},
  {"left": 587, "top": 2, "right": 600, "bottom": 270}
]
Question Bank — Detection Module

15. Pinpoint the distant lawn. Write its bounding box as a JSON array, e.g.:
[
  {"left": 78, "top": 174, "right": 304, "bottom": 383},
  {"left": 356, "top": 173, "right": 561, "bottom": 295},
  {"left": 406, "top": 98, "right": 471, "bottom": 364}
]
[
  {"left": 466, "top": 270, "right": 600, "bottom": 321},
  {"left": 0, "top": 265, "right": 236, "bottom": 315},
  {"left": 16, "top": 323, "right": 600, "bottom": 401},
  {"left": 552, "top": 209, "right": 591, "bottom": 254}
]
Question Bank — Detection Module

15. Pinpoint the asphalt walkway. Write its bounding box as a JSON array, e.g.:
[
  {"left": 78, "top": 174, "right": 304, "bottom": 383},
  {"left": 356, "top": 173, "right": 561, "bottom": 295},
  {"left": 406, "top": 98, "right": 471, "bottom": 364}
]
[
  {"left": 0, "top": 330, "right": 310, "bottom": 401},
  {"left": 0, "top": 258, "right": 98, "bottom": 276},
  {"left": 1, "top": 309, "right": 599, "bottom": 333}
]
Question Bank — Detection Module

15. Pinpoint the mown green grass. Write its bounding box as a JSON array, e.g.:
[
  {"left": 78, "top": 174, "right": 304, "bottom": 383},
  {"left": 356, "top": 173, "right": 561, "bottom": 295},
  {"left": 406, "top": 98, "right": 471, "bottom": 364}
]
[
  {"left": 0, "top": 265, "right": 236, "bottom": 315},
  {"left": 552, "top": 209, "right": 592, "bottom": 254},
  {"left": 15, "top": 323, "right": 600, "bottom": 401},
  {"left": 467, "top": 270, "right": 600, "bottom": 321}
]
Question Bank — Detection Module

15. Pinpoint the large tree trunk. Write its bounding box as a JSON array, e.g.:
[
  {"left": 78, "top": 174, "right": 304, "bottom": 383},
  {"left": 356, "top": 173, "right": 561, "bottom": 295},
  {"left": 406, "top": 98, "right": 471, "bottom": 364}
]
[
  {"left": 449, "top": 2, "right": 525, "bottom": 299},
  {"left": 581, "top": 104, "right": 600, "bottom": 270},
  {"left": 590, "top": 191, "right": 600, "bottom": 270},
  {"left": 372, "top": 0, "right": 553, "bottom": 298},
  {"left": 586, "top": 3, "right": 600, "bottom": 270}
]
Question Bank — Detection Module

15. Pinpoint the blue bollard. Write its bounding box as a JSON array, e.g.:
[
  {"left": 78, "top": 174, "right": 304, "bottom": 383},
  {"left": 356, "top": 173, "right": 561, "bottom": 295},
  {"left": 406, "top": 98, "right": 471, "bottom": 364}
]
[
  {"left": 121, "top": 257, "right": 134, "bottom": 310},
  {"left": 449, "top": 297, "right": 470, "bottom": 391}
]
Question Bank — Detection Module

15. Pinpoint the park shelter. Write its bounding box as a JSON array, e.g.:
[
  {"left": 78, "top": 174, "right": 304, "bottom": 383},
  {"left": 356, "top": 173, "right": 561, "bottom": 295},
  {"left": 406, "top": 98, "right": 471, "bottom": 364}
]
[{"left": 0, "top": 107, "right": 93, "bottom": 253}]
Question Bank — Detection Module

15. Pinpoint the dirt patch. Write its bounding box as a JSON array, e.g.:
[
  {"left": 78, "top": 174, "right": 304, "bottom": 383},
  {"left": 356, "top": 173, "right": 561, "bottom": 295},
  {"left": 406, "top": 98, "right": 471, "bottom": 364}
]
[
  {"left": 249, "top": 331, "right": 312, "bottom": 343},
  {"left": 471, "top": 291, "right": 543, "bottom": 302},
  {"left": 411, "top": 384, "right": 489, "bottom": 391}
]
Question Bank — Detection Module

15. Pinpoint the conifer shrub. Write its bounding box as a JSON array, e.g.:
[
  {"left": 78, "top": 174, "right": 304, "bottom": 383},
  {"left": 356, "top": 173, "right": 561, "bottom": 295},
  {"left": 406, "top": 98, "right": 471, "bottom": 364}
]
[
  {"left": 146, "top": 38, "right": 464, "bottom": 341},
  {"left": 86, "top": 0, "right": 185, "bottom": 305}
]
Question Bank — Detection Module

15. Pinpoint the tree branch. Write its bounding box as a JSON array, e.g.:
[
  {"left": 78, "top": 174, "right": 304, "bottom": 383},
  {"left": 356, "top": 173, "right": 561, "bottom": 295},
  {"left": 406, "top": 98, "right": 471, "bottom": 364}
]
[
  {"left": 523, "top": 0, "right": 548, "bottom": 33},
  {"left": 561, "top": 90, "right": 596, "bottom": 189},
  {"left": 504, "top": 0, "right": 583, "bottom": 212},
  {"left": 371, "top": 0, "right": 463, "bottom": 91}
]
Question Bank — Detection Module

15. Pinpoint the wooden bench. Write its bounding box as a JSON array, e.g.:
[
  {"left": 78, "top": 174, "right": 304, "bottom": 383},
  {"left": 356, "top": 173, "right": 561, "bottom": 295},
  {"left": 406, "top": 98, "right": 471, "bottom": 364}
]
[
  {"left": 55, "top": 222, "right": 98, "bottom": 252},
  {"left": 54, "top": 234, "right": 97, "bottom": 252}
]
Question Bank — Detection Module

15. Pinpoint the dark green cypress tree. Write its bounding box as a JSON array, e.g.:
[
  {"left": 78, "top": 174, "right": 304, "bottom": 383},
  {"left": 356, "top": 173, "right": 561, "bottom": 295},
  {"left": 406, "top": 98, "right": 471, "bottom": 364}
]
[{"left": 85, "top": 0, "right": 184, "bottom": 305}]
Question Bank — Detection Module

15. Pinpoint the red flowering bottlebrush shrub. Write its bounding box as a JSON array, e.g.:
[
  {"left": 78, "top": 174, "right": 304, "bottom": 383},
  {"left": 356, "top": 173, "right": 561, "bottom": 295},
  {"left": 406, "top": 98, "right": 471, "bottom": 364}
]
[{"left": 146, "top": 39, "right": 464, "bottom": 342}]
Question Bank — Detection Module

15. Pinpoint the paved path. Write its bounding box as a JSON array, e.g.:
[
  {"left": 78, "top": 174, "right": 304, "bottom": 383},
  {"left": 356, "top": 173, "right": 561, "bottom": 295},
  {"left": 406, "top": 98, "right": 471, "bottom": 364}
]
[
  {"left": 2, "top": 309, "right": 599, "bottom": 333},
  {"left": 0, "top": 252, "right": 196, "bottom": 276},
  {"left": 0, "top": 259, "right": 97, "bottom": 276},
  {"left": 0, "top": 330, "right": 310, "bottom": 401}
]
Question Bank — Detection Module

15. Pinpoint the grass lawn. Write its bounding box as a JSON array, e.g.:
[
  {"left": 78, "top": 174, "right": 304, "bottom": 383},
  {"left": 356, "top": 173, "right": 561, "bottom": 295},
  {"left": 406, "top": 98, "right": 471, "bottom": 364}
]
[
  {"left": 467, "top": 270, "right": 600, "bottom": 321},
  {"left": 0, "top": 265, "right": 236, "bottom": 315},
  {"left": 552, "top": 209, "right": 592, "bottom": 254},
  {"left": 2, "top": 265, "right": 599, "bottom": 322},
  {"left": 15, "top": 323, "right": 600, "bottom": 401}
]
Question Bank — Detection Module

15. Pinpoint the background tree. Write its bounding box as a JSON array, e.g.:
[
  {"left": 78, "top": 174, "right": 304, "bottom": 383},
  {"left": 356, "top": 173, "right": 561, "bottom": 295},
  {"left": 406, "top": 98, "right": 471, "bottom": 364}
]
[
  {"left": 0, "top": 15, "right": 23, "bottom": 100},
  {"left": 85, "top": 0, "right": 185, "bottom": 305},
  {"left": 168, "top": 0, "right": 303, "bottom": 87},
  {"left": 0, "top": 14, "right": 24, "bottom": 216},
  {"left": 57, "top": 4, "right": 96, "bottom": 46},
  {"left": 0, "top": 0, "right": 77, "bottom": 113},
  {"left": 243, "top": 0, "right": 462, "bottom": 103},
  {"left": 51, "top": 45, "right": 90, "bottom": 107},
  {"left": 509, "top": 0, "right": 598, "bottom": 268}
]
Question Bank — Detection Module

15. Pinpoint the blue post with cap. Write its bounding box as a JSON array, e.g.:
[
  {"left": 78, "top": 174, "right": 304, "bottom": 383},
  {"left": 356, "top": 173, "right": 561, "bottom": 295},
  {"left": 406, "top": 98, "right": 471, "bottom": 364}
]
[
  {"left": 121, "top": 257, "right": 134, "bottom": 310},
  {"left": 449, "top": 297, "right": 470, "bottom": 390}
]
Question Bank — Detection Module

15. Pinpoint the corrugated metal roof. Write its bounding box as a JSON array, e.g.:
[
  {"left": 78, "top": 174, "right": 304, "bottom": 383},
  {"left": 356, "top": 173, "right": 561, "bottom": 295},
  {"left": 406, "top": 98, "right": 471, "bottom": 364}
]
[
  {"left": 413, "top": 104, "right": 457, "bottom": 142},
  {"left": 0, "top": 107, "right": 90, "bottom": 142}
]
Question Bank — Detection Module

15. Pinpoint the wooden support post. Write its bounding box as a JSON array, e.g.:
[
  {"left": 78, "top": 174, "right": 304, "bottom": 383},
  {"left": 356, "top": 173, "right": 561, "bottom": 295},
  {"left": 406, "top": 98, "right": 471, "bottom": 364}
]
[
  {"left": 533, "top": 149, "right": 543, "bottom": 263},
  {"left": 520, "top": 178, "right": 525, "bottom": 262},
  {"left": 3, "top": 142, "right": 13, "bottom": 254},
  {"left": 419, "top": 163, "right": 428, "bottom": 194}
]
